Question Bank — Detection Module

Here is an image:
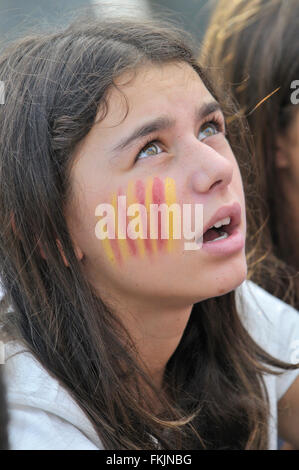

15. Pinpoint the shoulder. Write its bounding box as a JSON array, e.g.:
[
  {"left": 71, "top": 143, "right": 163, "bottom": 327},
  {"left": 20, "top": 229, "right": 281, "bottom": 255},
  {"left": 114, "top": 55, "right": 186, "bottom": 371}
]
[
  {"left": 235, "top": 280, "right": 299, "bottom": 400},
  {"left": 3, "top": 341, "right": 104, "bottom": 450}
]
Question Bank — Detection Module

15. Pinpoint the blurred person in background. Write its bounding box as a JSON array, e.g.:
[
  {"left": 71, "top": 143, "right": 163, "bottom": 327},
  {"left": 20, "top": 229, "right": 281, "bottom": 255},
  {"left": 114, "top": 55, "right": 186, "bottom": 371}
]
[
  {"left": 201, "top": 0, "right": 299, "bottom": 312},
  {"left": 201, "top": 0, "right": 299, "bottom": 450}
]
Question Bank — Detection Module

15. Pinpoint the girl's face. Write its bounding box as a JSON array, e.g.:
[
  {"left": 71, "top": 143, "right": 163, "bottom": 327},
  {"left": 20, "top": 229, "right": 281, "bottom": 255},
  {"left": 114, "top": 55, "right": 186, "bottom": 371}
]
[{"left": 66, "top": 62, "right": 247, "bottom": 309}]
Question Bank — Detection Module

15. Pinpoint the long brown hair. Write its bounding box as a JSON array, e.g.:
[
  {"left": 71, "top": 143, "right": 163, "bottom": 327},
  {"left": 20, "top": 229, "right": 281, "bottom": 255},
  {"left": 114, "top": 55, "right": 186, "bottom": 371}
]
[
  {"left": 201, "top": 0, "right": 299, "bottom": 309},
  {"left": 0, "top": 15, "right": 298, "bottom": 450}
]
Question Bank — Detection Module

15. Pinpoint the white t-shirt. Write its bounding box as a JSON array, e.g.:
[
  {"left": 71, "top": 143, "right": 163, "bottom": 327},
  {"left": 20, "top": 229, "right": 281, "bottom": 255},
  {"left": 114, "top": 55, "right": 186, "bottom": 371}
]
[{"left": 2, "top": 280, "right": 299, "bottom": 450}]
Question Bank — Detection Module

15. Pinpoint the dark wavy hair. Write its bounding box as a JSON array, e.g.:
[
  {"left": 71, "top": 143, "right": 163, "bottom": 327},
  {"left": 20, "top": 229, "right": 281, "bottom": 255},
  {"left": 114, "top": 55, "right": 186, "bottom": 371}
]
[
  {"left": 201, "top": 0, "right": 299, "bottom": 309},
  {"left": 0, "top": 15, "right": 298, "bottom": 450}
]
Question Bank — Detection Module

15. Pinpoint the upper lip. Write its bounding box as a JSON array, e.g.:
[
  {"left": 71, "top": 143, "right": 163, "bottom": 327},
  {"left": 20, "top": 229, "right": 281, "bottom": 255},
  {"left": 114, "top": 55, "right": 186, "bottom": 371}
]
[{"left": 199, "top": 202, "right": 242, "bottom": 239}]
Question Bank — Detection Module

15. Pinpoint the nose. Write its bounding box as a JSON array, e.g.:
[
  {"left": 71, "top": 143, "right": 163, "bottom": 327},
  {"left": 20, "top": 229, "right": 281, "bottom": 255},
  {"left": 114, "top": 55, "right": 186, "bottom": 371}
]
[{"left": 190, "top": 144, "right": 233, "bottom": 194}]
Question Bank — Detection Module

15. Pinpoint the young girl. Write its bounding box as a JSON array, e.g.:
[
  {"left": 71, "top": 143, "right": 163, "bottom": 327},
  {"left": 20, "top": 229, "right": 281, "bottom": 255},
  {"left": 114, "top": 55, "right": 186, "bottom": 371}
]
[
  {"left": 0, "top": 16, "right": 299, "bottom": 450},
  {"left": 201, "top": 0, "right": 299, "bottom": 310}
]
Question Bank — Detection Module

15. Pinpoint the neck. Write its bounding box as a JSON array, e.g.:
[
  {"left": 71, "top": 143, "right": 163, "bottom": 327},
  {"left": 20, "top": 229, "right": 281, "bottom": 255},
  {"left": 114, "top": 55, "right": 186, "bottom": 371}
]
[{"left": 107, "top": 292, "right": 193, "bottom": 391}]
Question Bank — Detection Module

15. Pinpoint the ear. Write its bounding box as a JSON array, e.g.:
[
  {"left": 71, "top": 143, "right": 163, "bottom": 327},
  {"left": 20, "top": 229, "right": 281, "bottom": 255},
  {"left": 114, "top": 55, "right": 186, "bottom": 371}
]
[
  {"left": 10, "top": 213, "right": 84, "bottom": 264},
  {"left": 275, "top": 135, "right": 290, "bottom": 169},
  {"left": 38, "top": 243, "right": 47, "bottom": 260},
  {"left": 10, "top": 213, "right": 18, "bottom": 237},
  {"left": 56, "top": 239, "right": 84, "bottom": 267}
]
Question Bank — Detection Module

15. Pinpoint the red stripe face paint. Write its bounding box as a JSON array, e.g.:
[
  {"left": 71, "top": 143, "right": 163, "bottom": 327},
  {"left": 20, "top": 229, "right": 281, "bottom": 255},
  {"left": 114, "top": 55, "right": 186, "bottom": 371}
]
[
  {"left": 124, "top": 184, "right": 138, "bottom": 257},
  {"left": 96, "top": 177, "right": 177, "bottom": 265},
  {"left": 152, "top": 176, "right": 166, "bottom": 250}
]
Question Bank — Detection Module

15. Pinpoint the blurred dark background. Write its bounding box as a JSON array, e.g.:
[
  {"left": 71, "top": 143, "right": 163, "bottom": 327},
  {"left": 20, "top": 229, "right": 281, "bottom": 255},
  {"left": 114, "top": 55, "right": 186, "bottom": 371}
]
[
  {"left": 149, "top": 0, "right": 213, "bottom": 42},
  {"left": 0, "top": 0, "right": 214, "bottom": 46}
]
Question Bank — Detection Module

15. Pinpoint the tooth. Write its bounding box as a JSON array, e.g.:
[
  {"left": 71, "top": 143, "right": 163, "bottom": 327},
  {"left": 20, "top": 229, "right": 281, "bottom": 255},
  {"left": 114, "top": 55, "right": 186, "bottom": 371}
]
[
  {"left": 213, "top": 217, "right": 230, "bottom": 229},
  {"left": 214, "top": 221, "right": 223, "bottom": 228},
  {"left": 206, "top": 232, "right": 229, "bottom": 243}
]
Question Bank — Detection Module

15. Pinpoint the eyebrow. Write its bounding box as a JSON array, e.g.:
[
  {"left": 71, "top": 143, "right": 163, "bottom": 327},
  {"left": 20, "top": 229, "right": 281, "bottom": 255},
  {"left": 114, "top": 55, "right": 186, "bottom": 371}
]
[{"left": 111, "top": 101, "right": 223, "bottom": 155}]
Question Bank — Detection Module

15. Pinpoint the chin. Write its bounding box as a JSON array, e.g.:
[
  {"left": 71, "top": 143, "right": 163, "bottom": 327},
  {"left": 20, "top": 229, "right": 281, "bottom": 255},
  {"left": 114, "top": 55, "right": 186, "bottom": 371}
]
[
  {"left": 176, "top": 259, "right": 247, "bottom": 306},
  {"left": 214, "top": 257, "right": 248, "bottom": 297},
  {"left": 193, "top": 255, "right": 248, "bottom": 302}
]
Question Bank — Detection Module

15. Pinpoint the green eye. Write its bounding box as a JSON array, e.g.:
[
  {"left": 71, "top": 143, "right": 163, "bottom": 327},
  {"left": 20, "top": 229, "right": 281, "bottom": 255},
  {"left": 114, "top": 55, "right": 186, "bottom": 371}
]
[
  {"left": 137, "top": 142, "right": 163, "bottom": 160},
  {"left": 198, "top": 122, "right": 219, "bottom": 141}
]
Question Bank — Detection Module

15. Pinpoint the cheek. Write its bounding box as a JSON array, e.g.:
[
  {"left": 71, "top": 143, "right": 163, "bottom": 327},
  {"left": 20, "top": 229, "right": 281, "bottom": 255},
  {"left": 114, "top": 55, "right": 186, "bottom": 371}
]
[
  {"left": 234, "top": 163, "right": 245, "bottom": 196},
  {"left": 94, "top": 176, "right": 179, "bottom": 267},
  {"left": 232, "top": 163, "right": 247, "bottom": 233},
  {"left": 291, "top": 148, "right": 299, "bottom": 185}
]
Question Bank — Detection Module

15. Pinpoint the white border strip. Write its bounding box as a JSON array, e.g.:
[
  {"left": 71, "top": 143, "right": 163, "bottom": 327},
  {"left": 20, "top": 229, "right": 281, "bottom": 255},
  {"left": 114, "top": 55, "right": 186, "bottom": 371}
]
[{"left": 0, "top": 81, "right": 4, "bottom": 105}]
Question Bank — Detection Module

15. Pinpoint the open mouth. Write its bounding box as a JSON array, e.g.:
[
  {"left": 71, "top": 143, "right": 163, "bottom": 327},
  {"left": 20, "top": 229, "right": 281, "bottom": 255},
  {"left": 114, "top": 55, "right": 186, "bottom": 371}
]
[
  {"left": 195, "top": 202, "right": 242, "bottom": 246},
  {"left": 202, "top": 217, "right": 233, "bottom": 243}
]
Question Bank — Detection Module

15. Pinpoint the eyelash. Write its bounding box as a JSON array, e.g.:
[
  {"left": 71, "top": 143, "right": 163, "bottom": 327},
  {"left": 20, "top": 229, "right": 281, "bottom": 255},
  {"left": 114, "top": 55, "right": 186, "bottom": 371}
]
[{"left": 134, "top": 114, "right": 226, "bottom": 163}]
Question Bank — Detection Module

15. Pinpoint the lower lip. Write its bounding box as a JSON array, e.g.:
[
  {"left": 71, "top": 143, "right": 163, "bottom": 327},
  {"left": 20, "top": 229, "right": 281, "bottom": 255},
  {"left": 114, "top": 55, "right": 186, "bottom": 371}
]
[{"left": 200, "top": 227, "right": 245, "bottom": 255}]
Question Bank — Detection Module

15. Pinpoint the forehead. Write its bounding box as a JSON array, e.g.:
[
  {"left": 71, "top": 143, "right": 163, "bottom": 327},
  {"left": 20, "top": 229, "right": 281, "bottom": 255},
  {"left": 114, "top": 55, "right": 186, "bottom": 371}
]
[{"left": 99, "top": 62, "right": 213, "bottom": 127}]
